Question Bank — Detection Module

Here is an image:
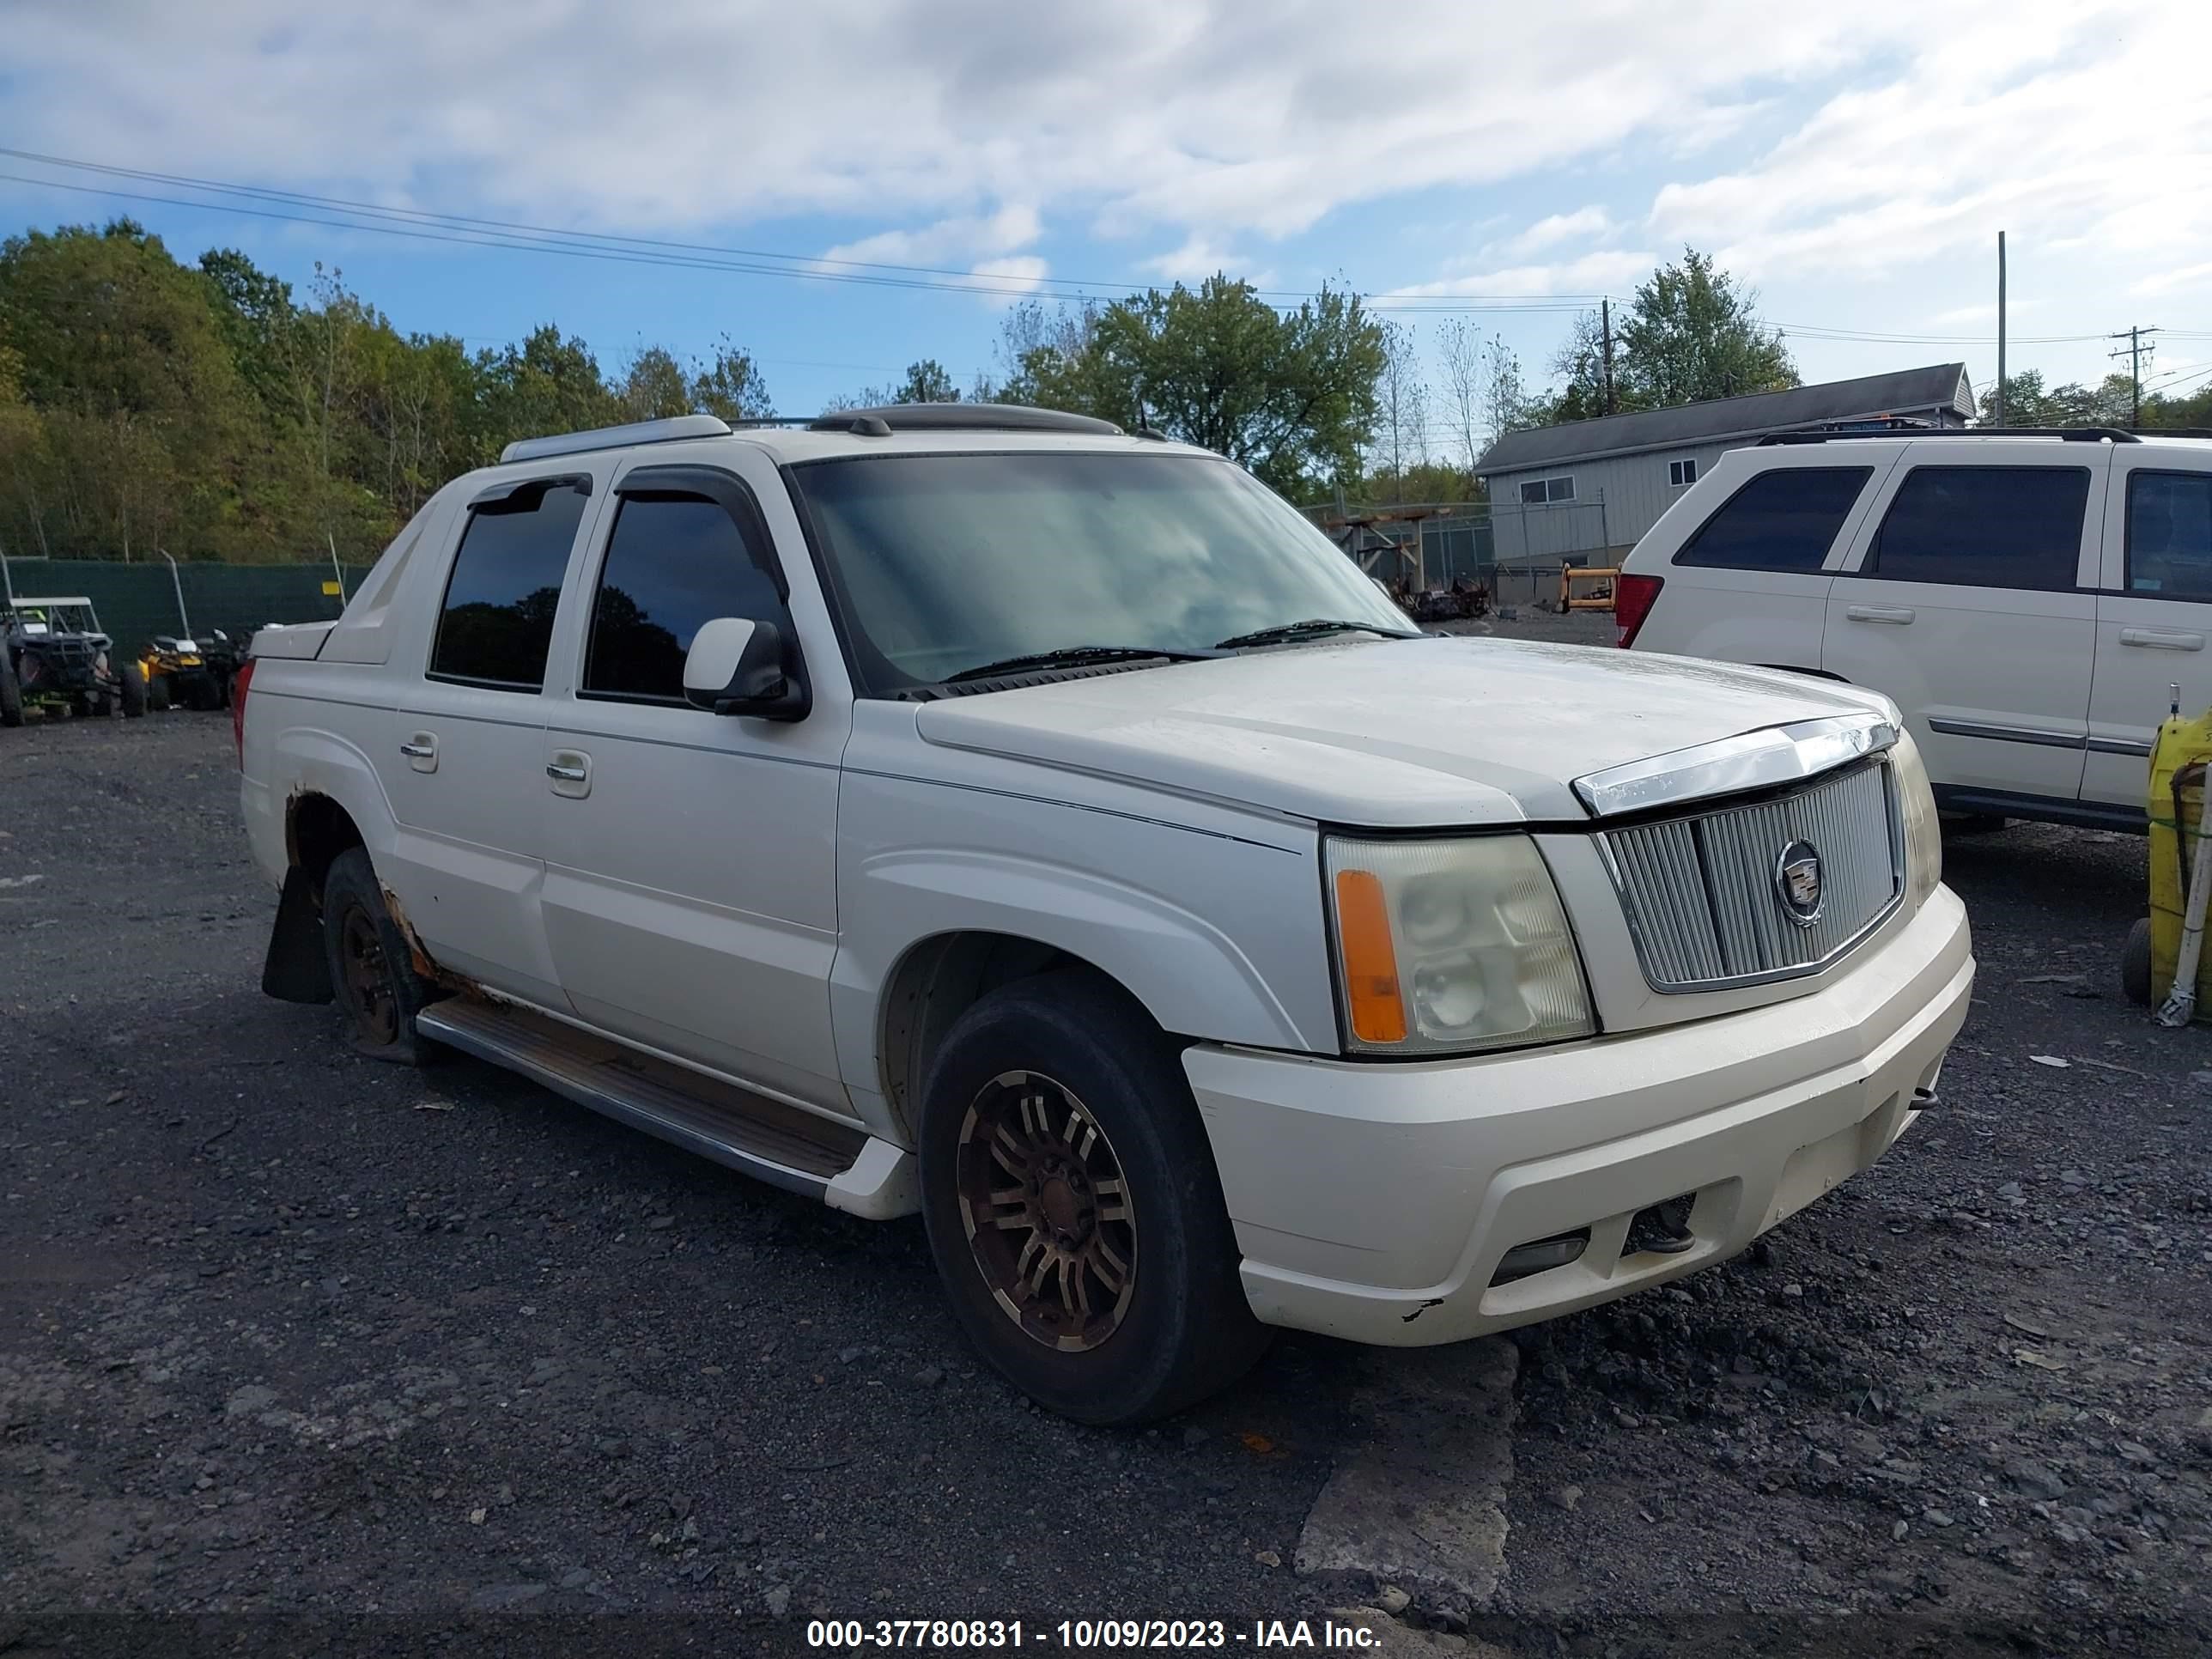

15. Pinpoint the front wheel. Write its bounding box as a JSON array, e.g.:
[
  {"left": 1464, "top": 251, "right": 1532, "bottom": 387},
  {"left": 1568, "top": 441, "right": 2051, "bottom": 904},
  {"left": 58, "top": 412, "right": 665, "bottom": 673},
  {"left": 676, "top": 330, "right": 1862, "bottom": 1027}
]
[
  {"left": 148, "top": 674, "right": 173, "bottom": 713},
  {"left": 118, "top": 663, "right": 148, "bottom": 718},
  {"left": 917, "top": 969, "right": 1270, "bottom": 1425},
  {"left": 319, "top": 848, "right": 441, "bottom": 1064},
  {"left": 0, "top": 655, "right": 22, "bottom": 728}
]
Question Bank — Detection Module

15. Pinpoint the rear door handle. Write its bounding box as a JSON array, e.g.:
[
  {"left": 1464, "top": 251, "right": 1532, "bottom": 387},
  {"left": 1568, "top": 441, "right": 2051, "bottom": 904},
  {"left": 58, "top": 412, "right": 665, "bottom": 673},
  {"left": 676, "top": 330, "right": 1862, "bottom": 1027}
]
[
  {"left": 1845, "top": 605, "right": 1917, "bottom": 624},
  {"left": 2118, "top": 627, "right": 2204, "bottom": 651},
  {"left": 400, "top": 733, "right": 438, "bottom": 773},
  {"left": 547, "top": 750, "right": 592, "bottom": 799}
]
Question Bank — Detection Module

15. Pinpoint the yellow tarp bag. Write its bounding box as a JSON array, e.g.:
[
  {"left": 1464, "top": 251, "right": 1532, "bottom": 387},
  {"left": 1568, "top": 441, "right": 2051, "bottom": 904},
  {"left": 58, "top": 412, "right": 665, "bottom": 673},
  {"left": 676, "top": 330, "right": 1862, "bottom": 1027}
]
[{"left": 2147, "top": 708, "right": 2212, "bottom": 1011}]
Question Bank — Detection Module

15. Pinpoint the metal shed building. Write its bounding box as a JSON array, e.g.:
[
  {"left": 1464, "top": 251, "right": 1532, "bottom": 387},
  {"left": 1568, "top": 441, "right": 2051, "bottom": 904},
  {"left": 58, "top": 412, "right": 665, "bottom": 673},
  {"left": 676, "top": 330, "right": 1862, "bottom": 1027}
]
[{"left": 1473, "top": 363, "right": 1976, "bottom": 565}]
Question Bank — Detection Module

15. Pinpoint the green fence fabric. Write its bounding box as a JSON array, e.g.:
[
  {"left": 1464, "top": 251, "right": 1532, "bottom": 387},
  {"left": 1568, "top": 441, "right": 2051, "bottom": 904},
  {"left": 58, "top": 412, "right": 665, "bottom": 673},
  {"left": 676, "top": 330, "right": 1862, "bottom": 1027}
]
[{"left": 0, "top": 560, "right": 378, "bottom": 651}]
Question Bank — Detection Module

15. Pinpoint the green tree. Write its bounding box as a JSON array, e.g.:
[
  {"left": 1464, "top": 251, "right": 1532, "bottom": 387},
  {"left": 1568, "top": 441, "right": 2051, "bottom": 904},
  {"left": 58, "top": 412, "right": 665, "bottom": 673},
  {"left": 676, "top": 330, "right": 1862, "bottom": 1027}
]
[
  {"left": 1018, "top": 275, "right": 1384, "bottom": 495},
  {"left": 687, "top": 335, "right": 774, "bottom": 423},
  {"left": 1610, "top": 248, "right": 1796, "bottom": 408}
]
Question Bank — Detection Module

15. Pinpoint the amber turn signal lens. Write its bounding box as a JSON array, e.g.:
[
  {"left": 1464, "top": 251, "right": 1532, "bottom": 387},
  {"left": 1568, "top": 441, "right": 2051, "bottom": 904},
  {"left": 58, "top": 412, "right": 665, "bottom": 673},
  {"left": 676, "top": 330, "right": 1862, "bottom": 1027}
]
[{"left": 1333, "top": 868, "right": 1407, "bottom": 1044}]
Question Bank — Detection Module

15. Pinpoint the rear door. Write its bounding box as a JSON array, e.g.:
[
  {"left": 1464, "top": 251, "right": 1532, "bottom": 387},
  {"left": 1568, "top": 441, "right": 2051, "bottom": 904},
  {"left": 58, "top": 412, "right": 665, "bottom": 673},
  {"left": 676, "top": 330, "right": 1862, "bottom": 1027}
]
[
  {"left": 1626, "top": 449, "right": 1895, "bottom": 672},
  {"left": 2084, "top": 451, "right": 2212, "bottom": 812},
  {"left": 1822, "top": 446, "right": 2105, "bottom": 804},
  {"left": 380, "top": 471, "right": 605, "bottom": 1009}
]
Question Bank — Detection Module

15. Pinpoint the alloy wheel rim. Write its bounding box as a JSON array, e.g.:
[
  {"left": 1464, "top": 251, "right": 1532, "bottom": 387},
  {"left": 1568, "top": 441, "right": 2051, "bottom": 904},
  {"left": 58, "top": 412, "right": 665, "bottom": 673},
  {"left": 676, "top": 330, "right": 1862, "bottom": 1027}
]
[
  {"left": 338, "top": 904, "right": 398, "bottom": 1045},
  {"left": 954, "top": 1070, "right": 1137, "bottom": 1352}
]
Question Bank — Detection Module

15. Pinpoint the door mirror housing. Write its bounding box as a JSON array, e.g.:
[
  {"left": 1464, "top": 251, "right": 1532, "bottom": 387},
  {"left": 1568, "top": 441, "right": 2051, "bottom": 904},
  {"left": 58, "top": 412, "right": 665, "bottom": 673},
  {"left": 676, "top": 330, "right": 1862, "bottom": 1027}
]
[{"left": 683, "top": 617, "right": 808, "bottom": 720}]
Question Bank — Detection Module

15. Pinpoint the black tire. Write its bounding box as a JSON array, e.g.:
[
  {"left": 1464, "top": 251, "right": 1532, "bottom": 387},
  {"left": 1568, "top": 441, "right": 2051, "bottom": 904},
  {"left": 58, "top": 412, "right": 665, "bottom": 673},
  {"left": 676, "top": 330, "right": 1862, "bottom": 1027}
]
[
  {"left": 0, "top": 655, "right": 21, "bottom": 728},
  {"left": 917, "top": 969, "right": 1271, "bottom": 1425},
  {"left": 2120, "top": 916, "right": 2154, "bottom": 1008},
  {"left": 319, "top": 848, "right": 441, "bottom": 1065},
  {"left": 118, "top": 663, "right": 148, "bottom": 718},
  {"left": 148, "top": 674, "right": 172, "bottom": 713}
]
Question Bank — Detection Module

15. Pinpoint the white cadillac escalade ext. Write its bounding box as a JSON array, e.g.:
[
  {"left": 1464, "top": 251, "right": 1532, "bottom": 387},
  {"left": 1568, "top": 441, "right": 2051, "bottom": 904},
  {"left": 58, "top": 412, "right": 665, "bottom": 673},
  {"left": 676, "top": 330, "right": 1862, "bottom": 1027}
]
[{"left": 238, "top": 404, "right": 1972, "bottom": 1424}]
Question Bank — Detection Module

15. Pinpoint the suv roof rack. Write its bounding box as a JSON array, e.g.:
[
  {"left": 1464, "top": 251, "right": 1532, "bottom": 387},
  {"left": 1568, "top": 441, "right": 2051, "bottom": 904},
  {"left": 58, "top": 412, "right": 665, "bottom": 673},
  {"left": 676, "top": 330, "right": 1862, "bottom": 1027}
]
[
  {"left": 1759, "top": 426, "right": 2140, "bottom": 447},
  {"left": 500, "top": 413, "right": 734, "bottom": 465},
  {"left": 805, "top": 402, "right": 1124, "bottom": 437}
]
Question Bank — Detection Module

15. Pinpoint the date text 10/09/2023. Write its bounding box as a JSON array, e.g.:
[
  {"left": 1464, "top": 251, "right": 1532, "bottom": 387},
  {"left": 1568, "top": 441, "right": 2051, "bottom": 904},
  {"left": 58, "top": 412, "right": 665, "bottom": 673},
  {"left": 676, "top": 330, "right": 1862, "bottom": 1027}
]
[{"left": 805, "top": 1620, "right": 1385, "bottom": 1650}]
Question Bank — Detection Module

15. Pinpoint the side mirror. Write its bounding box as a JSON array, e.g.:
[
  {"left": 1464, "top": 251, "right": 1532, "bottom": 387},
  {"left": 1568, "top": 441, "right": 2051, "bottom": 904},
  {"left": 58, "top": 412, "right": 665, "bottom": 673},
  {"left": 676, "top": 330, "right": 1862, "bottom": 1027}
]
[{"left": 683, "top": 617, "right": 808, "bottom": 720}]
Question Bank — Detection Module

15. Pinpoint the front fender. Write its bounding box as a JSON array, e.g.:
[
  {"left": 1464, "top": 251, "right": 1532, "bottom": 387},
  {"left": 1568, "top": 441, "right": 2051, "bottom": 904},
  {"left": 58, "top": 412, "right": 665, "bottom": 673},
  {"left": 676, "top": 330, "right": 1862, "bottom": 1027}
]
[{"left": 829, "top": 769, "right": 1343, "bottom": 1136}]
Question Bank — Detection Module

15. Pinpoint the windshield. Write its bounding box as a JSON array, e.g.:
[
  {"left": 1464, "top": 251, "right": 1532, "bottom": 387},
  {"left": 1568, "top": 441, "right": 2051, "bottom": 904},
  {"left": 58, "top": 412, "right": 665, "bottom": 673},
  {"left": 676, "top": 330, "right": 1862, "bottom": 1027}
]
[{"left": 790, "top": 450, "right": 1413, "bottom": 692}]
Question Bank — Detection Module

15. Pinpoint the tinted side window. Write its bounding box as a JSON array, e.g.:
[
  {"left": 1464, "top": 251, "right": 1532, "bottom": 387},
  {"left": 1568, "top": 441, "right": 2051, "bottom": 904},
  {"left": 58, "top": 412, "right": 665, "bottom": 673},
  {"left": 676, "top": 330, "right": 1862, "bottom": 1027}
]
[
  {"left": 429, "top": 483, "right": 589, "bottom": 690},
  {"left": 583, "top": 493, "right": 784, "bottom": 701},
  {"left": 1867, "top": 465, "right": 2090, "bottom": 591},
  {"left": 2126, "top": 471, "right": 2212, "bottom": 600},
  {"left": 1674, "top": 466, "right": 1871, "bottom": 572}
]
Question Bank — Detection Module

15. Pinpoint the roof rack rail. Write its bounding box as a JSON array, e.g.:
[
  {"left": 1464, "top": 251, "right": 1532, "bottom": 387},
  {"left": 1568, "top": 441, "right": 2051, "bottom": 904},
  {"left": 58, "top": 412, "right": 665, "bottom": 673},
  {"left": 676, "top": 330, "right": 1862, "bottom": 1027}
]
[
  {"left": 1759, "top": 426, "right": 2140, "bottom": 447},
  {"left": 805, "top": 402, "right": 1124, "bottom": 437},
  {"left": 500, "top": 413, "right": 733, "bottom": 465}
]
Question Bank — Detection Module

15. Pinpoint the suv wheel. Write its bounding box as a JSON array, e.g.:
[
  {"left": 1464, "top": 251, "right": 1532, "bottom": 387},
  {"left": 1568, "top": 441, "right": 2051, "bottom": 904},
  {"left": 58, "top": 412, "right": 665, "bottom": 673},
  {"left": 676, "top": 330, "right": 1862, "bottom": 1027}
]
[
  {"left": 319, "top": 848, "right": 441, "bottom": 1064},
  {"left": 917, "top": 969, "right": 1270, "bottom": 1425}
]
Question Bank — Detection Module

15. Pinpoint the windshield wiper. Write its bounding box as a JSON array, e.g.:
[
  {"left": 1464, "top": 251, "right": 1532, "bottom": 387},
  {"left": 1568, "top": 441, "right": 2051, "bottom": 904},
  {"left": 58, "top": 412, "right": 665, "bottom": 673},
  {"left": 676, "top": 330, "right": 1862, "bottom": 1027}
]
[
  {"left": 1212, "top": 618, "right": 1416, "bottom": 650},
  {"left": 941, "top": 645, "right": 1222, "bottom": 684}
]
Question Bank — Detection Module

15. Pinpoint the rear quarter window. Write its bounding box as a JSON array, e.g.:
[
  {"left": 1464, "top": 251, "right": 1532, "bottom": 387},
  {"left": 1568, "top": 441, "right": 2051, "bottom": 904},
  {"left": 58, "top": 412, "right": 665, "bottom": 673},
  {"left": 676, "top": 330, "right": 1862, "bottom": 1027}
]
[
  {"left": 1672, "top": 466, "right": 1873, "bottom": 573},
  {"left": 428, "top": 482, "right": 590, "bottom": 690}
]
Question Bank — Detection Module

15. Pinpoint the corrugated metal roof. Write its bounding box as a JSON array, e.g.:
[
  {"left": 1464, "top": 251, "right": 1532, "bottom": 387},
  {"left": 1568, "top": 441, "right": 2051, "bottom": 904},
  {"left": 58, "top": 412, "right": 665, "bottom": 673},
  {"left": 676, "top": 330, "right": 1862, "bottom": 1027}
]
[{"left": 1475, "top": 363, "right": 1974, "bottom": 475}]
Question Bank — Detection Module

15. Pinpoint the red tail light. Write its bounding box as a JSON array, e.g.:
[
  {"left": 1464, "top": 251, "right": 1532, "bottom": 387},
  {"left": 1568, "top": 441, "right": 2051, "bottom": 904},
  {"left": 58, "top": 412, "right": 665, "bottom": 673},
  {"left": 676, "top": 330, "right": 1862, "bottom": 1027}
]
[
  {"left": 1613, "top": 573, "right": 1665, "bottom": 648},
  {"left": 231, "top": 657, "right": 256, "bottom": 766}
]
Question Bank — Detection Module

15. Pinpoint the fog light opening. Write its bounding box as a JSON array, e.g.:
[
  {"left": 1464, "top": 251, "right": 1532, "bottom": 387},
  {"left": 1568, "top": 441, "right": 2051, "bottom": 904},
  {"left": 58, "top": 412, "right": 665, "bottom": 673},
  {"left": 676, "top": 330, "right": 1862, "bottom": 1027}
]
[
  {"left": 1625, "top": 1194, "right": 1697, "bottom": 1257},
  {"left": 1490, "top": 1228, "right": 1590, "bottom": 1286}
]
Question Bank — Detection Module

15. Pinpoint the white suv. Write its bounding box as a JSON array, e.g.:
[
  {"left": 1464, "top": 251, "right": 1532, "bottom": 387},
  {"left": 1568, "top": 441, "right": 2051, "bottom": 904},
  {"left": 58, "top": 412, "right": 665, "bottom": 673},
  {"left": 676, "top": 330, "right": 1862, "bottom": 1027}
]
[
  {"left": 238, "top": 404, "right": 1972, "bottom": 1423},
  {"left": 1619, "top": 428, "right": 2212, "bottom": 831}
]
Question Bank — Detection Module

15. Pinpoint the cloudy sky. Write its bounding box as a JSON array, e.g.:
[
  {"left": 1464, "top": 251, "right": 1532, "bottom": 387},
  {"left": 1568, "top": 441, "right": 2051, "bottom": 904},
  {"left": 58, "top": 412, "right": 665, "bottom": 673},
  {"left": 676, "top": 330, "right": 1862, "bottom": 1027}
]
[{"left": 5, "top": 0, "right": 2209, "bottom": 418}]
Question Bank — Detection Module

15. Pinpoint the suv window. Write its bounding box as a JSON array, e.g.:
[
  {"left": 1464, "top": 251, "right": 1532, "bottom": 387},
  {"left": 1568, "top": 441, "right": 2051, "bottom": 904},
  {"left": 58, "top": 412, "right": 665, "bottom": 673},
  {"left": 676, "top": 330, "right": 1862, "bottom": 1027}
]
[
  {"left": 2126, "top": 470, "right": 2212, "bottom": 600},
  {"left": 1866, "top": 465, "right": 2090, "bottom": 591},
  {"left": 1674, "top": 466, "right": 1871, "bottom": 572},
  {"left": 582, "top": 492, "right": 784, "bottom": 702},
  {"left": 429, "top": 482, "right": 590, "bottom": 689}
]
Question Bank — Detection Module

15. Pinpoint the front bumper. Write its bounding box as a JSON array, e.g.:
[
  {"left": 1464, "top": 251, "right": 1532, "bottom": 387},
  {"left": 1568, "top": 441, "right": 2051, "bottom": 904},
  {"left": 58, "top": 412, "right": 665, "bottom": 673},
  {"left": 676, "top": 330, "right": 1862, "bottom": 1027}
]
[{"left": 1183, "top": 884, "right": 1972, "bottom": 1347}]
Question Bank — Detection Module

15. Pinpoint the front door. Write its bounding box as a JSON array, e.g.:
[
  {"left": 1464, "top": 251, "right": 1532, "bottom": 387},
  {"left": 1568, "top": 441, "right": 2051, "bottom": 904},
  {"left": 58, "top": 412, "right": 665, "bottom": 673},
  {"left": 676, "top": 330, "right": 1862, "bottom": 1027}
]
[
  {"left": 1822, "top": 452, "right": 2103, "bottom": 805},
  {"left": 2085, "top": 456, "right": 2212, "bottom": 811},
  {"left": 381, "top": 474, "right": 601, "bottom": 1009},
  {"left": 536, "top": 460, "right": 850, "bottom": 1113}
]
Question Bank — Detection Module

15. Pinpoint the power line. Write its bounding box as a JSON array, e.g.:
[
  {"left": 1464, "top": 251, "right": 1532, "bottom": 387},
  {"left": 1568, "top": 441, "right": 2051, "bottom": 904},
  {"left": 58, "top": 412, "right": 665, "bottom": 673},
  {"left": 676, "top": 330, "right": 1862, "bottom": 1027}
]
[
  {"left": 0, "top": 146, "right": 1609, "bottom": 311},
  {"left": 0, "top": 147, "right": 2197, "bottom": 348}
]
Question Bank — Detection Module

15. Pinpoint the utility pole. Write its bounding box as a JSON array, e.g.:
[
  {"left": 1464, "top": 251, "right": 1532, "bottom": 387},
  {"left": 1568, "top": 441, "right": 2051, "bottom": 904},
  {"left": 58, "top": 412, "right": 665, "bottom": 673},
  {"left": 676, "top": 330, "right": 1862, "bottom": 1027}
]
[
  {"left": 1600, "top": 298, "right": 1617, "bottom": 416},
  {"left": 1995, "top": 233, "right": 2007, "bottom": 428},
  {"left": 2110, "top": 325, "right": 2160, "bottom": 428}
]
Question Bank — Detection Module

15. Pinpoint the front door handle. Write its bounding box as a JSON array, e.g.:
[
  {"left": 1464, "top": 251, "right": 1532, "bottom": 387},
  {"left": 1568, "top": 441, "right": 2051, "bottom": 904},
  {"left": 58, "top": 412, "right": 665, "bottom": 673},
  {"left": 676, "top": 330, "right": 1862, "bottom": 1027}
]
[
  {"left": 400, "top": 732, "right": 438, "bottom": 773},
  {"left": 546, "top": 749, "right": 592, "bottom": 799},
  {"left": 2119, "top": 627, "right": 2205, "bottom": 651},
  {"left": 1845, "top": 604, "right": 1917, "bottom": 624}
]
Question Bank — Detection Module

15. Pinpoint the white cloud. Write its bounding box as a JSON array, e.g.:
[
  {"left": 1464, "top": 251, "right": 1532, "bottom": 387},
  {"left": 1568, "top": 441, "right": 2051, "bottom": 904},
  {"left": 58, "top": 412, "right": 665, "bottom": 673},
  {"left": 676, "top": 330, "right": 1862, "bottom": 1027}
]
[
  {"left": 967, "top": 254, "right": 1049, "bottom": 305},
  {"left": 1639, "top": 6, "right": 2212, "bottom": 284},
  {"left": 1141, "top": 234, "right": 1245, "bottom": 282},
  {"left": 2, "top": 0, "right": 2204, "bottom": 347},
  {"left": 820, "top": 205, "right": 1040, "bottom": 270},
  {"left": 1389, "top": 249, "right": 1658, "bottom": 301},
  {"left": 1499, "top": 207, "right": 1613, "bottom": 259}
]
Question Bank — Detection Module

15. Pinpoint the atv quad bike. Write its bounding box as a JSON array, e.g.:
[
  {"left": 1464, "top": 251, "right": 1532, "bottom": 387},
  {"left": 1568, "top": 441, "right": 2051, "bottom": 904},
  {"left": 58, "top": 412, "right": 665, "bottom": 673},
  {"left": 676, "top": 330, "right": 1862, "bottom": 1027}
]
[
  {"left": 140, "top": 635, "right": 225, "bottom": 712},
  {"left": 0, "top": 598, "right": 149, "bottom": 726}
]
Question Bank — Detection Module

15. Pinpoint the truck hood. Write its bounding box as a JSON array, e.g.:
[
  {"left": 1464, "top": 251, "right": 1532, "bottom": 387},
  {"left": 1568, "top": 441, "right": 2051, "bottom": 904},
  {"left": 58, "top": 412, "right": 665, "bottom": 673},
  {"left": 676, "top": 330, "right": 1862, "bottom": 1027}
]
[{"left": 912, "top": 636, "right": 1888, "bottom": 826}]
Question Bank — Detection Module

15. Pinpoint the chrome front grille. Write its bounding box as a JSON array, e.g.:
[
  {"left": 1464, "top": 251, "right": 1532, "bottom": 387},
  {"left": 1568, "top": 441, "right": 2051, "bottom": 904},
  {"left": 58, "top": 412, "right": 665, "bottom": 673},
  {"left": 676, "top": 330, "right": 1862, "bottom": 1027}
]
[{"left": 1598, "top": 759, "right": 1902, "bottom": 992}]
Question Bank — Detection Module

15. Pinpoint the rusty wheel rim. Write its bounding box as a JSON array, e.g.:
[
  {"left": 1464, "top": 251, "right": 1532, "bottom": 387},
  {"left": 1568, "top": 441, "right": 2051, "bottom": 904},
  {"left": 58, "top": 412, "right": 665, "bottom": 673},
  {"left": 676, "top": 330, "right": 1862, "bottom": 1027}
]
[
  {"left": 337, "top": 903, "right": 399, "bottom": 1046},
  {"left": 955, "top": 1070, "right": 1137, "bottom": 1352}
]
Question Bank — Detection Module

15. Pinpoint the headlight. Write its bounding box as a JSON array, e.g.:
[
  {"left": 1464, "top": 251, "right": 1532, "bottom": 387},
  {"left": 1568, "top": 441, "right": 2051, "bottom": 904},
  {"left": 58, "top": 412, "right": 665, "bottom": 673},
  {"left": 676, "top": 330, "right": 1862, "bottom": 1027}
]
[
  {"left": 1891, "top": 732, "right": 1942, "bottom": 904},
  {"left": 1325, "top": 835, "right": 1595, "bottom": 1056}
]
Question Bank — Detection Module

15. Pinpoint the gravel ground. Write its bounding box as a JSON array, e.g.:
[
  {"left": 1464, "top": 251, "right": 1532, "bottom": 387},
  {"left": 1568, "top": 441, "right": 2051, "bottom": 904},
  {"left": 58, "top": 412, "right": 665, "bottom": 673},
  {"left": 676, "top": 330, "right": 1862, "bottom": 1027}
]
[{"left": 3, "top": 684, "right": 2208, "bottom": 1657}]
